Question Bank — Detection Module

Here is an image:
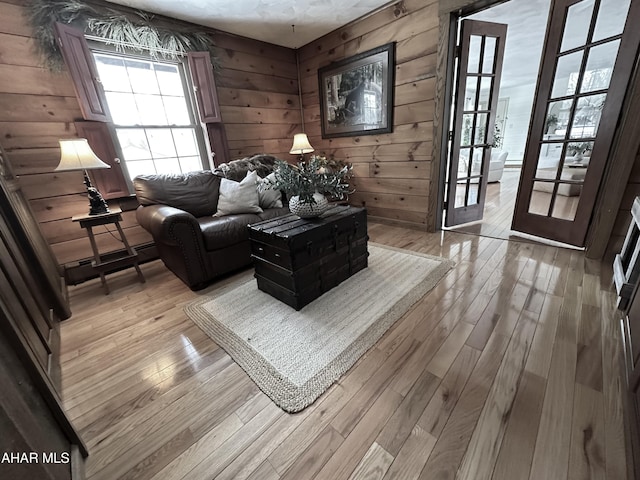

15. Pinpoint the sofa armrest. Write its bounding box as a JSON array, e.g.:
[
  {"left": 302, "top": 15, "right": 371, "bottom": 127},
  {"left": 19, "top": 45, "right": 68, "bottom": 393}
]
[
  {"left": 136, "top": 204, "right": 199, "bottom": 244},
  {"left": 136, "top": 204, "right": 211, "bottom": 289}
]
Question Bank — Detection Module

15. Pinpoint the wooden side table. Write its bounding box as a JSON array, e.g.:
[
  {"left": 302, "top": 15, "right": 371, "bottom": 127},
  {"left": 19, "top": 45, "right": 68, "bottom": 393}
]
[{"left": 72, "top": 208, "right": 145, "bottom": 294}]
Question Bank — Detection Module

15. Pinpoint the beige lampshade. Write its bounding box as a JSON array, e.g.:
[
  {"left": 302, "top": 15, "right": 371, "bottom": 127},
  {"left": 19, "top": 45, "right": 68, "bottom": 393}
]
[
  {"left": 289, "top": 133, "right": 314, "bottom": 155},
  {"left": 55, "top": 139, "right": 111, "bottom": 171}
]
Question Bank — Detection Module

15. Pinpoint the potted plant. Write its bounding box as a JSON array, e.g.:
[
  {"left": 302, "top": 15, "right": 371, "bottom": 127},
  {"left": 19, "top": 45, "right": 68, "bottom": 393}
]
[
  {"left": 265, "top": 155, "right": 353, "bottom": 218},
  {"left": 566, "top": 142, "right": 592, "bottom": 162},
  {"left": 492, "top": 123, "right": 503, "bottom": 149},
  {"left": 545, "top": 113, "right": 558, "bottom": 134}
]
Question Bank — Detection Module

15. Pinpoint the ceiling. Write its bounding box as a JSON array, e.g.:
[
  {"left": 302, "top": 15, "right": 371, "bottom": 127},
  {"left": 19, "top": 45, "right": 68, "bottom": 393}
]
[{"left": 105, "top": 0, "right": 393, "bottom": 48}]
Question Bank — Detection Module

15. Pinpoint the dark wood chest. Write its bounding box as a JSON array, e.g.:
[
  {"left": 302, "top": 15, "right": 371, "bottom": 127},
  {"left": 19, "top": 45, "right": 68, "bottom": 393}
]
[{"left": 248, "top": 206, "right": 368, "bottom": 310}]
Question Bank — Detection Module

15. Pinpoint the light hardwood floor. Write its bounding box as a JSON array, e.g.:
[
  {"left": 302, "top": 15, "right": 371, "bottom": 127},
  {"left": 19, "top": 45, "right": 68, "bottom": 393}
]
[
  {"left": 60, "top": 222, "right": 632, "bottom": 480},
  {"left": 449, "top": 169, "right": 583, "bottom": 242},
  {"left": 449, "top": 169, "right": 520, "bottom": 240}
]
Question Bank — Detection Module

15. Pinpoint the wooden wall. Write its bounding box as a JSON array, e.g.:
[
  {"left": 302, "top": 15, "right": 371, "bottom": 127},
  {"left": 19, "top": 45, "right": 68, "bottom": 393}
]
[
  {"left": 214, "top": 34, "right": 299, "bottom": 159},
  {"left": 607, "top": 148, "right": 640, "bottom": 258},
  {"left": 5, "top": 0, "right": 629, "bottom": 271},
  {"left": 297, "top": 0, "right": 439, "bottom": 226},
  {"left": 0, "top": 0, "right": 298, "bottom": 270}
]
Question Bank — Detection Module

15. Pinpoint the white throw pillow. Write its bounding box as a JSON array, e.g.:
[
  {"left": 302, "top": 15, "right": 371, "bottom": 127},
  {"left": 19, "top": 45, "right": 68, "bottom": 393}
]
[
  {"left": 258, "top": 172, "right": 283, "bottom": 209},
  {"left": 214, "top": 170, "right": 263, "bottom": 216}
]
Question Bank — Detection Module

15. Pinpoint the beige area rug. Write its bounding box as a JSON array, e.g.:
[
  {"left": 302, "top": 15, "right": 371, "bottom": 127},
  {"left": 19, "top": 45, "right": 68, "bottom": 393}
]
[{"left": 184, "top": 243, "right": 453, "bottom": 412}]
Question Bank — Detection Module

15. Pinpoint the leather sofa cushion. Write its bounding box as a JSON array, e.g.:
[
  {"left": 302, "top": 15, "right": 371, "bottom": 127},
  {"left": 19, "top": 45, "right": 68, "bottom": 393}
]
[
  {"left": 198, "top": 214, "right": 262, "bottom": 250},
  {"left": 134, "top": 171, "right": 221, "bottom": 218},
  {"left": 198, "top": 208, "right": 290, "bottom": 251}
]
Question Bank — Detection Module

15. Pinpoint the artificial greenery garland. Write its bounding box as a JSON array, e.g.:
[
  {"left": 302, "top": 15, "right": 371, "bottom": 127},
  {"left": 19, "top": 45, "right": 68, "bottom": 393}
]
[{"left": 26, "top": 0, "right": 217, "bottom": 71}]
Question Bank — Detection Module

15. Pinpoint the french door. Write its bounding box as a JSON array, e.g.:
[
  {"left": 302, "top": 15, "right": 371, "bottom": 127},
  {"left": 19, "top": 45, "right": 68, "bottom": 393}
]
[
  {"left": 512, "top": 0, "right": 640, "bottom": 246},
  {"left": 445, "top": 20, "right": 507, "bottom": 227}
]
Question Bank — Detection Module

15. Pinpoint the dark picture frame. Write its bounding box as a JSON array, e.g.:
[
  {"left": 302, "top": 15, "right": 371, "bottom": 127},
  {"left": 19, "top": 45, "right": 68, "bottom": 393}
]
[{"left": 318, "top": 42, "right": 395, "bottom": 139}]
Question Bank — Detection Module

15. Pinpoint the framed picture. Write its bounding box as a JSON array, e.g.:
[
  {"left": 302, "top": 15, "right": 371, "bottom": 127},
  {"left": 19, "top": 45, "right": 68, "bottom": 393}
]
[{"left": 318, "top": 42, "right": 395, "bottom": 139}]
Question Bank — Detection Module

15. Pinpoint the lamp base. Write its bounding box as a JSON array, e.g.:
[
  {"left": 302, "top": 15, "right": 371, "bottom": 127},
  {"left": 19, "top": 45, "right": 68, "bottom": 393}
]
[
  {"left": 84, "top": 170, "right": 110, "bottom": 216},
  {"left": 88, "top": 194, "right": 110, "bottom": 215}
]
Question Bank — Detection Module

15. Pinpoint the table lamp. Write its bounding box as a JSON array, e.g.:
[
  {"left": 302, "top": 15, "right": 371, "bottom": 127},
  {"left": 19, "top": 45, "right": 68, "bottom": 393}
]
[
  {"left": 289, "top": 47, "right": 314, "bottom": 160},
  {"left": 289, "top": 133, "right": 314, "bottom": 159},
  {"left": 55, "top": 139, "right": 111, "bottom": 215}
]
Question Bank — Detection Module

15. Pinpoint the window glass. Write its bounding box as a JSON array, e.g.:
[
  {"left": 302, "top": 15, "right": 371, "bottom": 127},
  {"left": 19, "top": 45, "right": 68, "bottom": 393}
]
[
  {"left": 458, "top": 148, "right": 472, "bottom": 177},
  {"left": 156, "top": 64, "right": 183, "bottom": 95},
  {"left": 126, "top": 59, "right": 160, "bottom": 94},
  {"left": 464, "top": 77, "right": 478, "bottom": 111},
  {"left": 92, "top": 51, "right": 206, "bottom": 179},
  {"left": 560, "top": 0, "right": 595, "bottom": 52},
  {"left": 461, "top": 114, "right": 475, "bottom": 146},
  {"left": 179, "top": 156, "right": 202, "bottom": 174},
  {"left": 105, "top": 92, "right": 140, "bottom": 125},
  {"left": 551, "top": 51, "right": 583, "bottom": 98},
  {"left": 482, "top": 37, "right": 497, "bottom": 74},
  {"left": 581, "top": 40, "right": 620, "bottom": 93},
  {"left": 135, "top": 94, "right": 168, "bottom": 125},
  {"left": 475, "top": 113, "right": 488, "bottom": 144},
  {"left": 163, "top": 97, "right": 191, "bottom": 125},
  {"left": 478, "top": 77, "right": 492, "bottom": 110},
  {"left": 570, "top": 95, "right": 605, "bottom": 139},
  {"left": 94, "top": 55, "right": 131, "bottom": 92},
  {"left": 126, "top": 160, "right": 155, "bottom": 179},
  {"left": 593, "top": 0, "right": 630, "bottom": 41},
  {"left": 147, "top": 129, "right": 176, "bottom": 158},
  {"left": 116, "top": 129, "right": 150, "bottom": 160},
  {"left": 154, "top": 157, "right": 182, "bottom": 174},
  {"left": 467, "top": 36, "right": 482, "bottom": 74},
  {"left": 545, "top": 99, "right": 573, "bottom": 135},
  {"left": 173, "top": 129, "right": 199, "bottom": 156}
]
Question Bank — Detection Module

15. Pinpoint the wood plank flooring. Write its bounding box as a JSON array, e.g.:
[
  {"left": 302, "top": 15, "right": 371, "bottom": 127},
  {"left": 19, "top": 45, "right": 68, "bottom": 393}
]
[
  {"left": 448, "top": 169, "right": 521, "bottom": 240},
  {"left": 60, "top": 223, "right": 632, "bottom": 479},
  {"left": 448, "top": 169, "right": 585, "bottom": 249}
]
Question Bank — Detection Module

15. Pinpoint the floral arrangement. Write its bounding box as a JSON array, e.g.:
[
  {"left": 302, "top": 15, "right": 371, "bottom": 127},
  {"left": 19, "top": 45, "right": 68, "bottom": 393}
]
[{"left": 266, "top": 155, "right": 353, "bottom": 204}]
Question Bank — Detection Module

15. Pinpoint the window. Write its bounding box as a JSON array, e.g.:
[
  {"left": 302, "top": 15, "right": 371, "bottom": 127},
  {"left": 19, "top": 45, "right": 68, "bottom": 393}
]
[
  {"left": 55, "top": 22, "right": 228, "bottom": 198},
  {"left": 91, "top": 52, "right": 208, "bottom": 180}
]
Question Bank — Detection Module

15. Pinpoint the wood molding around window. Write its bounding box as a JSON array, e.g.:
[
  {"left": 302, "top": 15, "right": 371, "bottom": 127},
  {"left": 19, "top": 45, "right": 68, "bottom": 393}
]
[{"left": 56, "top": 23, "right": 229, "bottom": 196}]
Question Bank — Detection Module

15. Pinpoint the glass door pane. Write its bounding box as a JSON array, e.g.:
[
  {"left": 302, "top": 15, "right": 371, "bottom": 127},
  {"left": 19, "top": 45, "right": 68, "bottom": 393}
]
[
  {"left": 445, "top": 20, "right": 508, "bottom": 227},
  {"left": 512, "top": 0, "right": 640, "bottom": 246}
]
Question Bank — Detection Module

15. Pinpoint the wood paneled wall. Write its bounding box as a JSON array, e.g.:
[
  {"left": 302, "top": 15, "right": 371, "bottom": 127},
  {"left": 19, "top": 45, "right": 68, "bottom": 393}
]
[
  {"left": 0, "top": 0, "right": 298, "bottom": 270},
  {"left": 6, "top": 0, "right": 628, "bottom": 271},
  {"left": 297, "top": 0, "right": 439, "bottom": 226},
  {"left": 214, "top": 33, "right": 299, "bottom": 159},
  {"left": 607, "top": 148, "right": 640, "bottom": 258}
]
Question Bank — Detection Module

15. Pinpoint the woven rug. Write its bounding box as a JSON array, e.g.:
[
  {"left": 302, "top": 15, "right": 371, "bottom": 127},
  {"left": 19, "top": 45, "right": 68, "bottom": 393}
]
[{"left": 184, "top": 243, "right": 453, "bottom": 412}]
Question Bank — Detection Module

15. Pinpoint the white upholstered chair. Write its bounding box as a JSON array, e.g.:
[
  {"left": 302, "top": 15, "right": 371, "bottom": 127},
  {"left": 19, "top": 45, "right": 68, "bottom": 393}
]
[
  {"left": 459, "top": 149, "right": 508, "bottom": 183},
  {"left": 487, "top": 150, "right": 508, "bottom": 183}
]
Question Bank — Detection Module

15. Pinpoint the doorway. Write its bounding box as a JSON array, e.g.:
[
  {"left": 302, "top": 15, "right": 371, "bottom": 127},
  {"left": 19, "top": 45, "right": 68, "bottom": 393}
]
[
  {"left": 444, "top": 0, "right": 550, "bottom": 240},
  {"left": 441, "top": 0, "right": 639, "bottom": 247}
]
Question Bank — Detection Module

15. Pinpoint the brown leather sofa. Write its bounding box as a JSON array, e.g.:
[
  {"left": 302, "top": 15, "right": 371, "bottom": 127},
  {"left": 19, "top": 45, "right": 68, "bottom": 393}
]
[{"left": 134, "top": 157, "right": 288, "bottom": 290}]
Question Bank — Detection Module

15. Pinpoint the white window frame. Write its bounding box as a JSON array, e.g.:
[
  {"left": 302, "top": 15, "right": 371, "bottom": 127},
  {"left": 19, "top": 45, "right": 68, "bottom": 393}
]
[{"left": 88, "top": 45, "right": 211, "bottom": 181}]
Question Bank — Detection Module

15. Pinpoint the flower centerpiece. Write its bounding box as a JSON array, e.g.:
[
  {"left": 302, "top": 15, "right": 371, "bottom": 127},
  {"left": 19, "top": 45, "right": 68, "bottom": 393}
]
[{"left": 266, "top": 155, "right": 353, "bottom": 218}]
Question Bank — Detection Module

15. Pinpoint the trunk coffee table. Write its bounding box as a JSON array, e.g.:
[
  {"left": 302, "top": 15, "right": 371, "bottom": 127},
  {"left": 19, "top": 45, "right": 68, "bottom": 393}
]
[{"left": 248, "top": 205, "right": 368, "bottom": 310}]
